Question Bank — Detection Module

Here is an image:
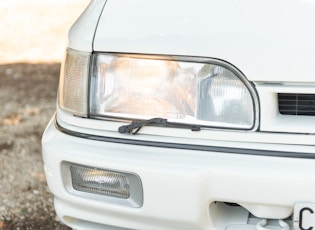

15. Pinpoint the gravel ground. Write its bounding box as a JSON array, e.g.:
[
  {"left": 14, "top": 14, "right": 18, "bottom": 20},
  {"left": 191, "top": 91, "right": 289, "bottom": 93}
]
[
  {"left": 0, "top": 0, "right": 89, "bottom": 229},
  {"left": 0, "top": 63, "right": 64, "bottom": 229}
]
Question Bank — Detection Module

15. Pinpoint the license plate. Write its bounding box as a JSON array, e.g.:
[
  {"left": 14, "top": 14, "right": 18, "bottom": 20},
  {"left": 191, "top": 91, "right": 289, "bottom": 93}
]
[{"left": 294, "top": 203, "right": 315, "bottom": 230}]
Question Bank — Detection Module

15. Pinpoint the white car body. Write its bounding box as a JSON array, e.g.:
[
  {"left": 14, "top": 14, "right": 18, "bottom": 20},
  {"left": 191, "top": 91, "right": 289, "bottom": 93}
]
[{"left": 42, "top": 0, "right": 315, "bottom": 229}]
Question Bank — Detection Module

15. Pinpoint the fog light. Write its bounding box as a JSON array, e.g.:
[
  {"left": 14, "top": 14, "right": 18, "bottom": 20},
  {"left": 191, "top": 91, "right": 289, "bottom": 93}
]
[
  {"left": 62, "top": 162, "right": 143, "bottom": 207},
  {"left": 70, "top": 165, "right": 130, "bottom": 199}
]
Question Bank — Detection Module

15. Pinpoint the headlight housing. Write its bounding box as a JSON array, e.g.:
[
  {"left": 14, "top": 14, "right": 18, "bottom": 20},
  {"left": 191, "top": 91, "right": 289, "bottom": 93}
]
[
  {"left": 90, "top": 54, "right": 259, "bottom": 130},
  {"left": 58, "top": 49, "right": 259, "bottom": 130}
]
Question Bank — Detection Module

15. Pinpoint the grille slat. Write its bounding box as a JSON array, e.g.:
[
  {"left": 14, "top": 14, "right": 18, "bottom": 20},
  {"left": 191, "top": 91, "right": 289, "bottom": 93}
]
[{"left": 278, "top": 93, "right": 315, "bottom": 116}]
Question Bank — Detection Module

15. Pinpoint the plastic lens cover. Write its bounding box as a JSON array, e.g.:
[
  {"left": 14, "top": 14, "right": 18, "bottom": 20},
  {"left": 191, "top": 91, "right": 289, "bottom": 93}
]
[
  {"left": 58, "top": 49, "right": 90, "bottom": 117},
  {"left": 90, "top": 54, "right": 256, "bottom": 129},
  {"left": 62, "top": 162, "right": 143, "bottom": 208},
  {"left": 70, "top": 165, "right": 130, "bottom": 199}
]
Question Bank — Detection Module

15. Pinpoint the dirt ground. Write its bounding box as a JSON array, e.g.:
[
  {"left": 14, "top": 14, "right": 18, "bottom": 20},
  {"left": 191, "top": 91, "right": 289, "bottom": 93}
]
[
  {"left": 0, "top": 0, "right": 90, "bottom": 229},
  {"left": 0, "top": 63, "right": 64, "bottom": 229}
]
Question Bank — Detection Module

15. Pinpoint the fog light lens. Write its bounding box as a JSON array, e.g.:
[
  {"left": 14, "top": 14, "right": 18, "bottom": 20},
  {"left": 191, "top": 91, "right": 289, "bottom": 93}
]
[
  {"left": 62, "top": 162, "right": 143, "bottom": 207},
  {"left": 70, "top": 165, "right": 130, "bottom": 199}
]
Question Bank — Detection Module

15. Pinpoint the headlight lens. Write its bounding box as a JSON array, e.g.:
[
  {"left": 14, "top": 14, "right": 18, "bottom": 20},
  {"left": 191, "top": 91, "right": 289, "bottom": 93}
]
[{"left": 90, "top": 54, "right": 258, "bottom": 130}]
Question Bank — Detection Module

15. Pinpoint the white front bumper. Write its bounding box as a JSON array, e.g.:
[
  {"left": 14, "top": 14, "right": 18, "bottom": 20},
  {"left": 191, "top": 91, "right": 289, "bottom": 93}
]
[{"left": 42, "top": 117, "right": 315, "bottom": 230}]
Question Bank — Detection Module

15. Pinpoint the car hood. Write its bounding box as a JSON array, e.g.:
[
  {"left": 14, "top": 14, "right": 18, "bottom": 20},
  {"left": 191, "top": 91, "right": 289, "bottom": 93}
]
[{"left": 93, "top": 0, "right": 315, "bottom": 83}]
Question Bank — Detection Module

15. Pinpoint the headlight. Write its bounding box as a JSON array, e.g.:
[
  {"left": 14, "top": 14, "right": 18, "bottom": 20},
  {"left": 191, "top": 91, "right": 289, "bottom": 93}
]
[{"left": 90, "top": 54, "right": 259, "bottom": 130}]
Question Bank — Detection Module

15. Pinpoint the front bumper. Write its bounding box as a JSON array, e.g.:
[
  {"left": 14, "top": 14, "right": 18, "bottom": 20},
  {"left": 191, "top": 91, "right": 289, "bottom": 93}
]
[{"left": 42, "top": 117, "right": 315, "bottom": 230}]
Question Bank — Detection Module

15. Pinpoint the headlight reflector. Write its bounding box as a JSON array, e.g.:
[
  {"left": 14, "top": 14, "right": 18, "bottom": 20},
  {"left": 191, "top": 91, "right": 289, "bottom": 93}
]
[{"left": 90, "top": 54, "right": 258, "bottom": 130}]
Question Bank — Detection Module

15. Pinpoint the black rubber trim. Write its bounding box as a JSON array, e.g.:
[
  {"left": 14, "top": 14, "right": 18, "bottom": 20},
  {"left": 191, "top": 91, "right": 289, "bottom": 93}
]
[{"left": 54, "top": 118, "right": 315, "bottom": 159}]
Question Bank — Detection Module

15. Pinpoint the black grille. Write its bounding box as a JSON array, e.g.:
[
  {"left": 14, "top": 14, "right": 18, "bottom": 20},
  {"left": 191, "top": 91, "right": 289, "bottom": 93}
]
[{"left": 278, "top": 93, "right": 315, "bottom": 116}]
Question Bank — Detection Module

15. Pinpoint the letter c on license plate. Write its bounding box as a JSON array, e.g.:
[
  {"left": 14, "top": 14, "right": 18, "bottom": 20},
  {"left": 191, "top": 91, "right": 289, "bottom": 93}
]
[{"left": 294, "top": 203, "right": 315, "bottom": 230}]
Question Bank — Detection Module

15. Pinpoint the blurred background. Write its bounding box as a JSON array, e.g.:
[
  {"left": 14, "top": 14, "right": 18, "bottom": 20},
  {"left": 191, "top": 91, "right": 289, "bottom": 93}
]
[{"left": 0, "top": 0, "right": 90, "bottom": 229}]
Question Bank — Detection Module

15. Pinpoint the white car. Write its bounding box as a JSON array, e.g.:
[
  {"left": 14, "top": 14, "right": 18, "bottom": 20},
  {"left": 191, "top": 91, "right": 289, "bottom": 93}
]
[{"left": 42, "top": 0, "right": 315, "bottom": 229}]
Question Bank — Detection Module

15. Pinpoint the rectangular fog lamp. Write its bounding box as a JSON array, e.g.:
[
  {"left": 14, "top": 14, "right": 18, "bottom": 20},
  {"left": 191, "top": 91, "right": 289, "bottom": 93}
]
[
  {"left": 62, "top": 162, "right": 143, "bottom": 208},
  {"left": 70, "top": 166, "right": 130, "bottom": 199}
]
